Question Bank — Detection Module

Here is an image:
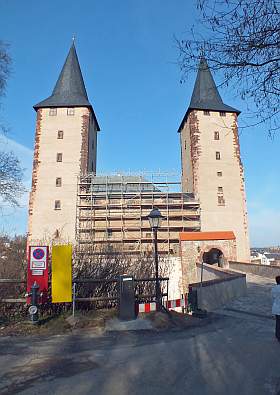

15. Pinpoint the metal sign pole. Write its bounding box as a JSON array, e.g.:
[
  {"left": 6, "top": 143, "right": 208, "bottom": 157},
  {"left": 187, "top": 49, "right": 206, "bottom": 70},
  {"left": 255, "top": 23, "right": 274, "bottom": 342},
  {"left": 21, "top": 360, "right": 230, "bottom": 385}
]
[{"left": 72, "top": 282, "right": 76, "bottom": 317}]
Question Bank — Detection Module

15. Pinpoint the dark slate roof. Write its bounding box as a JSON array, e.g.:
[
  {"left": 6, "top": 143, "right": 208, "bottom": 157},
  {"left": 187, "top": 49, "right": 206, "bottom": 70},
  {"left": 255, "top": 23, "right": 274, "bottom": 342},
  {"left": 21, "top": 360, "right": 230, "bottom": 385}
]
[
  {"left": 178, "top": 58, "right": 240, "bottom": 132},
  {"left": 34, "top": 43, "right": 100, "bottom": 130},
  {"left": 90, "top": 176, "right": 161, "bottom": 193}
]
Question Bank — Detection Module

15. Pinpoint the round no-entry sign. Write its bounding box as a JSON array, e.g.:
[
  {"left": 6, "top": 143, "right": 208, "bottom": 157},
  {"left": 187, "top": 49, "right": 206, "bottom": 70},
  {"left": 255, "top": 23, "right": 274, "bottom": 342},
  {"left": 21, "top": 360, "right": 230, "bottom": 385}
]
[{"left": 33, "top": 248, "right": 45, "bottom": 260}]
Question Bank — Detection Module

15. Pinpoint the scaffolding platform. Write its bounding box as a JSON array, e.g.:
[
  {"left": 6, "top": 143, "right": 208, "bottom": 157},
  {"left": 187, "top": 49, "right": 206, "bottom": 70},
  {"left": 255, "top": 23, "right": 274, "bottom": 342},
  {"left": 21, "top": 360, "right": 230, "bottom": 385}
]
[{"left": 76, "top": 172, "right": 201, "bottom": 255}]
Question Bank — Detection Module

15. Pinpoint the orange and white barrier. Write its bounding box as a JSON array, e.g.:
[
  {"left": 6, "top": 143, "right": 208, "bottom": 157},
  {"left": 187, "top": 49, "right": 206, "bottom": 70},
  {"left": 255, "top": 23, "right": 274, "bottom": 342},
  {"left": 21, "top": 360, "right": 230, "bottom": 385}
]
[{"left": 137, "top": 296, "right": 188, "bottom": 313}]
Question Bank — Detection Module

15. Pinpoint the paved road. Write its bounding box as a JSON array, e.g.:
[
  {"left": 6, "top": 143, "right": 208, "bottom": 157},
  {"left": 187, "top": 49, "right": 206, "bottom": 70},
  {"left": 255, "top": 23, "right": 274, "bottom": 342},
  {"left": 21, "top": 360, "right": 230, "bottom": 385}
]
[{"left": 0, "top": 274, "right": 279, "bottom": 395}]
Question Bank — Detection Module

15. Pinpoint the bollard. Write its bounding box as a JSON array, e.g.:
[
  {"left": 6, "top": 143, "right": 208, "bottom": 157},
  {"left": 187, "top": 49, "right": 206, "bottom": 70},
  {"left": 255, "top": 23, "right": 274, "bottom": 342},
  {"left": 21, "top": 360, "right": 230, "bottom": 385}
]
[{"left": 29, "top": 282, "right": 40, "bottom": 325}]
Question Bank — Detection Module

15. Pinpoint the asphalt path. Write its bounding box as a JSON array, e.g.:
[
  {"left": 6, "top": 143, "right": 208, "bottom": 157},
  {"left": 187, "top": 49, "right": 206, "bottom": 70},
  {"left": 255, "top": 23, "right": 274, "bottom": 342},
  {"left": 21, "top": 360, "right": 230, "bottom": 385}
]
[{"left": 0, "top": 274, "right": 279, "bottom": 395}]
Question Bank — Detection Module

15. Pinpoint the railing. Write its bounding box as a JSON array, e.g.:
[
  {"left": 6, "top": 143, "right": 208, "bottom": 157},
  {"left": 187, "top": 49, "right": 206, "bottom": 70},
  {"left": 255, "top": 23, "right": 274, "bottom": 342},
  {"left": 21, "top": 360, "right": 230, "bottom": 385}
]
[
  {"left": 0, "top": 279, "right": 26, "bottom": 303},
  {"left": 0, "top": 277, "right": 169, "bottom": 309}
]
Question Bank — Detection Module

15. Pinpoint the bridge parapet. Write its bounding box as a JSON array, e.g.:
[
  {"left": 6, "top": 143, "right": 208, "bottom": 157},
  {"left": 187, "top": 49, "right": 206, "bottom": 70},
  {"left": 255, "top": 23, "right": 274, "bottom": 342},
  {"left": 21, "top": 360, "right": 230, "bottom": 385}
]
[{"left": 229, "top": 261, "right": 280, "bottom": 279}]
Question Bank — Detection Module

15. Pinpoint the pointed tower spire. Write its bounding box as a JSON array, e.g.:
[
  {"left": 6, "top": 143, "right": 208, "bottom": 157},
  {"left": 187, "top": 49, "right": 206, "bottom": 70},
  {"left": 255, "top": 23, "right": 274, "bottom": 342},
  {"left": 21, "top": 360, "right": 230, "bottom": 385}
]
[
  {"left": 34, "top": 43, "right": 100, "bottom": 130},
  {"left": 178, "top": 57, "right": 239, "bottom": 132}
]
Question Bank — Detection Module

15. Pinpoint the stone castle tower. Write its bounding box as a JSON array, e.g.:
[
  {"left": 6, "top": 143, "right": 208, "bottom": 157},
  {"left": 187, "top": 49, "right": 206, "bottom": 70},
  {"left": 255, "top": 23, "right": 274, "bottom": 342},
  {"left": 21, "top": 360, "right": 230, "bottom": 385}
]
[
  {"left": 178, "top": 58, "right": 250, "bottom": 262},
  {"left": 28, "top": 43, "right": 100, "bottom": 244}
]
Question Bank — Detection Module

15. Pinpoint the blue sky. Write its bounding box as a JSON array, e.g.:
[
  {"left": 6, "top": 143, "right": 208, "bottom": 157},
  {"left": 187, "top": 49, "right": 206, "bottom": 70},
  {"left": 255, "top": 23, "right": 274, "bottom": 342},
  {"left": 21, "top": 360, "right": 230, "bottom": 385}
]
[{"left": 0, "top": 0, "right": 279, "bottom": 247}]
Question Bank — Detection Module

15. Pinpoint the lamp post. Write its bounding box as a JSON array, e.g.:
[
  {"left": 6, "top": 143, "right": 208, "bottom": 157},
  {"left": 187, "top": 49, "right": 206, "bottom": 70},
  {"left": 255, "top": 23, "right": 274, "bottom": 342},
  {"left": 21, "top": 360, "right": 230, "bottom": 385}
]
[{"left": 147, "top": 207, "right": 164, "bottom": 311}]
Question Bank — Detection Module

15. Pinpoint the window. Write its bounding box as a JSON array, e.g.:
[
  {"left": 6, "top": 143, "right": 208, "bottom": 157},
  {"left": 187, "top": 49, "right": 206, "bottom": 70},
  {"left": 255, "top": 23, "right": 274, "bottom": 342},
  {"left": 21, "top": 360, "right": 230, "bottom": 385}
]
[
  {"left": 203, "top": 110, "right": 210, "bottom": 116},
  {"left": 217, "top": 171, "right": 223, "bottom": 177},
  {"left": 107, "top": 228, "right": 113, "bottom": 238},
  {"left": 56, "top": 177, "right": 62, "bottom": 187},
  {"left": 92, "top": 140, "right": 94, "bottom": 149},
  {"left": 214, "top": 131, "right": 220, "bottom": 140},
  {"left": 218, "top": 186, "right": 223, "bottom": 193},
  {"left": 220, "top": 111, "right": 226, "bottom": 117},
  {"left": 57, "top": 130, "right": 64, "bottom": 139},
  {"left": 54, "top": 200, "right": 61, "bottom": 210},
  {"left": 218, "top": 196, "right": 225, "bottom": 206},
  {"left": 49, "top": 108, "right": 57, "bottom": 116},
  {"left": 216, "top": 151, "right": 221, "bottom": 160},
  {"left": 67, "top": 108, "right": 75, "bottom": 116},
  {"left": 145, "top": 232, "right": 152, "bottom": 238},
  {"left": 184, "top": 140, "right": 187, "bottom": 150},
  {"left": 56, "top": 153, "right": 63, "bottom": 162}
]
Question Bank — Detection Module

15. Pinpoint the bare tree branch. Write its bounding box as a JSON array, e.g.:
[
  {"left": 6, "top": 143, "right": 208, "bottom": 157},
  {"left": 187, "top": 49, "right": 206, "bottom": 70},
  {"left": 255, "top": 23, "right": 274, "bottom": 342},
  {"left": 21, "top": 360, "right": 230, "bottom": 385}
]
[{"left": 177, "top": 0, "right": 280, "bottom": 134}]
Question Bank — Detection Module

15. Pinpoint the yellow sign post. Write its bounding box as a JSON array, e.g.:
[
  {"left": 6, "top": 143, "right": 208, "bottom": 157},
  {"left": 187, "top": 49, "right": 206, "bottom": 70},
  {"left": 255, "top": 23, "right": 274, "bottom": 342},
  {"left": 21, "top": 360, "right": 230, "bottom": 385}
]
[{"left": 52, "top": 244, "right": 72, "bottom": 303}]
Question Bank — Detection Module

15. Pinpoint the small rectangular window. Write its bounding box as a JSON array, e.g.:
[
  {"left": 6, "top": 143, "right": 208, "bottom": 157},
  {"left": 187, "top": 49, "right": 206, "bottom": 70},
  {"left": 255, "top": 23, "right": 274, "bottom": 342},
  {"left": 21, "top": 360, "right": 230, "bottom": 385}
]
[
  {"left": 107, "top": 228, "right": 113, "bottom": 238},
  {"left": 218, "top": 186, "right": 223, "bottom": 193},
  {"left": 67, "top": 108, "right": 75, "bottom": 116},
  {"left": 184, "top": 140, "right": 187, "bottom": 150},
  {"left": 56, "top": 177, "right": 62, "bottom": 187},
  {"left": 57, "top": 130, "right": 64, "bottom": 139},
  {"left": 56, "top": 153, "right": 63, "bottom": 162},
  {"left": 220, "top": 111, "right": 226, "bottom": 117},
  {"left": 216, "top": 151, "right": 221, "bottom": 160},
  {"left": 54, "top": 200, "right": 61, "bottom": 210},
  {"left": 217, "top": 171, "right": 223, "bottom": 177},
  {"left": 49, "top": 108, "right": 57, "bottom": 116},
  {"left": 214, "top": 131, "right": 220, "bottom": 140},
  {"left": 203, "top": 110, "right": 210, "bottom": 116},
  {"left": 218, "top": 196, "right": 225, "bottom": 206}
]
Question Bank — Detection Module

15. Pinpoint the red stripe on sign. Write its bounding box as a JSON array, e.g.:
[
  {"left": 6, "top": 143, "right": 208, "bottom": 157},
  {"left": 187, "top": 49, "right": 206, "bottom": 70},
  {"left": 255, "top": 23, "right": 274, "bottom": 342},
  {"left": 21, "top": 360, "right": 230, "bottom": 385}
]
[
  {"left": 176, "top": 299, "right": 180, "bottom": 307},
  {"left": 145, "top": 303, "right": 150, "bottom": 313},
  {"left": 167, "top": 301, "right": 171, "bottom": 309}
]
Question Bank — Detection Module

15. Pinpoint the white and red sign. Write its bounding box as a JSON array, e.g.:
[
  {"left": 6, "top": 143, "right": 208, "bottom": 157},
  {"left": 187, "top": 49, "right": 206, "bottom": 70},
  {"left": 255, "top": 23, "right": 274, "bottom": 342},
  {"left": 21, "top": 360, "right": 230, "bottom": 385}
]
[{"left": 27, "top": 246, "right": 49, "bottom": 303}]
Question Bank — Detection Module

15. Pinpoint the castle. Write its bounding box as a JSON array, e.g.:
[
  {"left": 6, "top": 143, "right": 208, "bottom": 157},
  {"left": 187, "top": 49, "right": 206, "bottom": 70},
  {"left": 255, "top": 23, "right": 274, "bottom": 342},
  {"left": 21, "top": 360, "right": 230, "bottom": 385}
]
[{"left": 27, "top": 43, "right": 250, "bottom": 264}]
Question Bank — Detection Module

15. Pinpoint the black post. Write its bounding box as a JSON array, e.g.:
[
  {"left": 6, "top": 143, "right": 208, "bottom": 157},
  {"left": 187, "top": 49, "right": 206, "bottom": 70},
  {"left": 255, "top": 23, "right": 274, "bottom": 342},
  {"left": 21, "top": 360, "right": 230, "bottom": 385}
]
[
  {"left": 153, "top": 228, "right": 161, "bottom": 311},
  {"left": 30, "top": 282, "right": 39, "bottom": 324}
]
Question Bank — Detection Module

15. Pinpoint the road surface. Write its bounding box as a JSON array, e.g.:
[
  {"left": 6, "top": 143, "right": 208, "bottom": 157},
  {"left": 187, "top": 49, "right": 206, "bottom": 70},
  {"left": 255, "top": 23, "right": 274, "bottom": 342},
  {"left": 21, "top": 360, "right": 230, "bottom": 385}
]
[{"left": 0, "top": 274, "right": 279, "bottom": 395}]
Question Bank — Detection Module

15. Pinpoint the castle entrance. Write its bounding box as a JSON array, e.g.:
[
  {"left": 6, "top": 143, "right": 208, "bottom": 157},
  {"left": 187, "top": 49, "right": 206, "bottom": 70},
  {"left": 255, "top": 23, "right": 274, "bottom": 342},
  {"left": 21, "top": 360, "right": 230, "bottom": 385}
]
[{"left": 203, "top": 248, "right": 224, "bottom": 267}]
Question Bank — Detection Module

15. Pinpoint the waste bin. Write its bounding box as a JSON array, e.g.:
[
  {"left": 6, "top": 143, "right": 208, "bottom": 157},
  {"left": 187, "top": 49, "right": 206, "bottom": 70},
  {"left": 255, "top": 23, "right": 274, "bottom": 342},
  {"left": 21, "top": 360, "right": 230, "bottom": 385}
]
[{"left": 118, "top": 275, "right": 136, "bottom": 320}]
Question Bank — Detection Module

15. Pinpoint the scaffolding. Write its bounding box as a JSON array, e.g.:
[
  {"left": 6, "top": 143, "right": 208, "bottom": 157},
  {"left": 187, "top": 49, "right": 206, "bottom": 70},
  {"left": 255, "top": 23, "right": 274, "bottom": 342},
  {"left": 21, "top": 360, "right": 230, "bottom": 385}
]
[{"left": 76, "top": 172, "right": 201, "bottom": 256}]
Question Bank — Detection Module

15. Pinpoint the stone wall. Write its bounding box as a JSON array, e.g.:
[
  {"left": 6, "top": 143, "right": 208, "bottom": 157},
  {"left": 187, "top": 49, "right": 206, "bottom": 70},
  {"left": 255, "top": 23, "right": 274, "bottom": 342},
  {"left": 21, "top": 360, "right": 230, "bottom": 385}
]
[
  {"left": 180, "top": 109, "right": 250, "bottom": 262},
  {"left": 229, "top": 261, "right": 280, "bottom": 279},
  {"left": 180, "top": 238, "right": 237, "bottom": 293},
  {"left": 28, "top": 106, "right": 95, "bottom": 245}
]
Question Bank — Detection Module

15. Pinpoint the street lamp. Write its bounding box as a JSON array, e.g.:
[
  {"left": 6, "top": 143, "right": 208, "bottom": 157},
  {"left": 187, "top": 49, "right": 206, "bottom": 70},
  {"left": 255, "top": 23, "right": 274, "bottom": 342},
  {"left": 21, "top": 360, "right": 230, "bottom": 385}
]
[{"left": 147, "top": 207, "right": 164, "bottom": 311}]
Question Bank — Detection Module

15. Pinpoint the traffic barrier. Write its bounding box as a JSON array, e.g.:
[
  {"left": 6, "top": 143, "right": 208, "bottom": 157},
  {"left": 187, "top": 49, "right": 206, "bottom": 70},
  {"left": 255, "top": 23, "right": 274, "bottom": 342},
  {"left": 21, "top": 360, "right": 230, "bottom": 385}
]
[
  {"left": 165, "top": 296, "right": 188, "bottom": 310},
  {"left": 137, "top": 296, "right": 188, "bottom": 313}
]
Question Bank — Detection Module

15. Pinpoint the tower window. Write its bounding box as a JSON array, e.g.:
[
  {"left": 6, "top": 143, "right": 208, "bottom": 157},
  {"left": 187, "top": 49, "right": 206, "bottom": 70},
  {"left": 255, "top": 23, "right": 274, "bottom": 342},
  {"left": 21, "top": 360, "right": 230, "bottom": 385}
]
[
  {"left": 214, "top": 131, "right": 220, "bottom": 140},
  {"left": 218, "top": 186, "right": 223, "bottom": 193},
  {"left": 49, "top": 108, "right": 57, "bottom": 116},
  {"left": 67, "top": 108, "right": 75, "bottom": 116},
  {"left": 218, "top": 196, "right": 225, "bottom": 206},
  {"left": 57, "top": 130, "right": 64, "bottom": 139},
  {"left": 184, "top": 140, "right": 187, "bottom": 150},
  {"left": 56, "top": 177, "right": 62, "bottom": 187},
  {"left": 220, "top": 111, "right": 226, "bottom": 117},
  {"left": 217, "top": 171, "right": 223, "bottom": 177},
  {"left": 216, "top": 151, "right": 221, "bottom": 160},
  {"left": 56, "top": 153, "right": 63, "bottom": 162},
  {"left": 203, "top": 110, "right": 210, "bottom": 116},
  {"left": 54, "top": 200, "right": 61, "bottom": 210}
]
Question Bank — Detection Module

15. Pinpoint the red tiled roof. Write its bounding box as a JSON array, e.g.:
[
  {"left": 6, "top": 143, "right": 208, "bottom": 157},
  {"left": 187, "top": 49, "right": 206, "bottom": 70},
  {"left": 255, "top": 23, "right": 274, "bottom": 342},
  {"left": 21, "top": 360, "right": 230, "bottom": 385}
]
[{"left": 180, "top": 231, "right": 236, "bottom": 241}]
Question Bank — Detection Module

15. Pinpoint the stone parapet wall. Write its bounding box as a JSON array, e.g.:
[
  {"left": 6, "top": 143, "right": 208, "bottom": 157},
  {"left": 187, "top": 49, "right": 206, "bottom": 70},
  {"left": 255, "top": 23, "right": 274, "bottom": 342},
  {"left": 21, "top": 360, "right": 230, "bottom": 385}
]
[{"left": 229, "top": 261, "right": 280, "bottom": 279}]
